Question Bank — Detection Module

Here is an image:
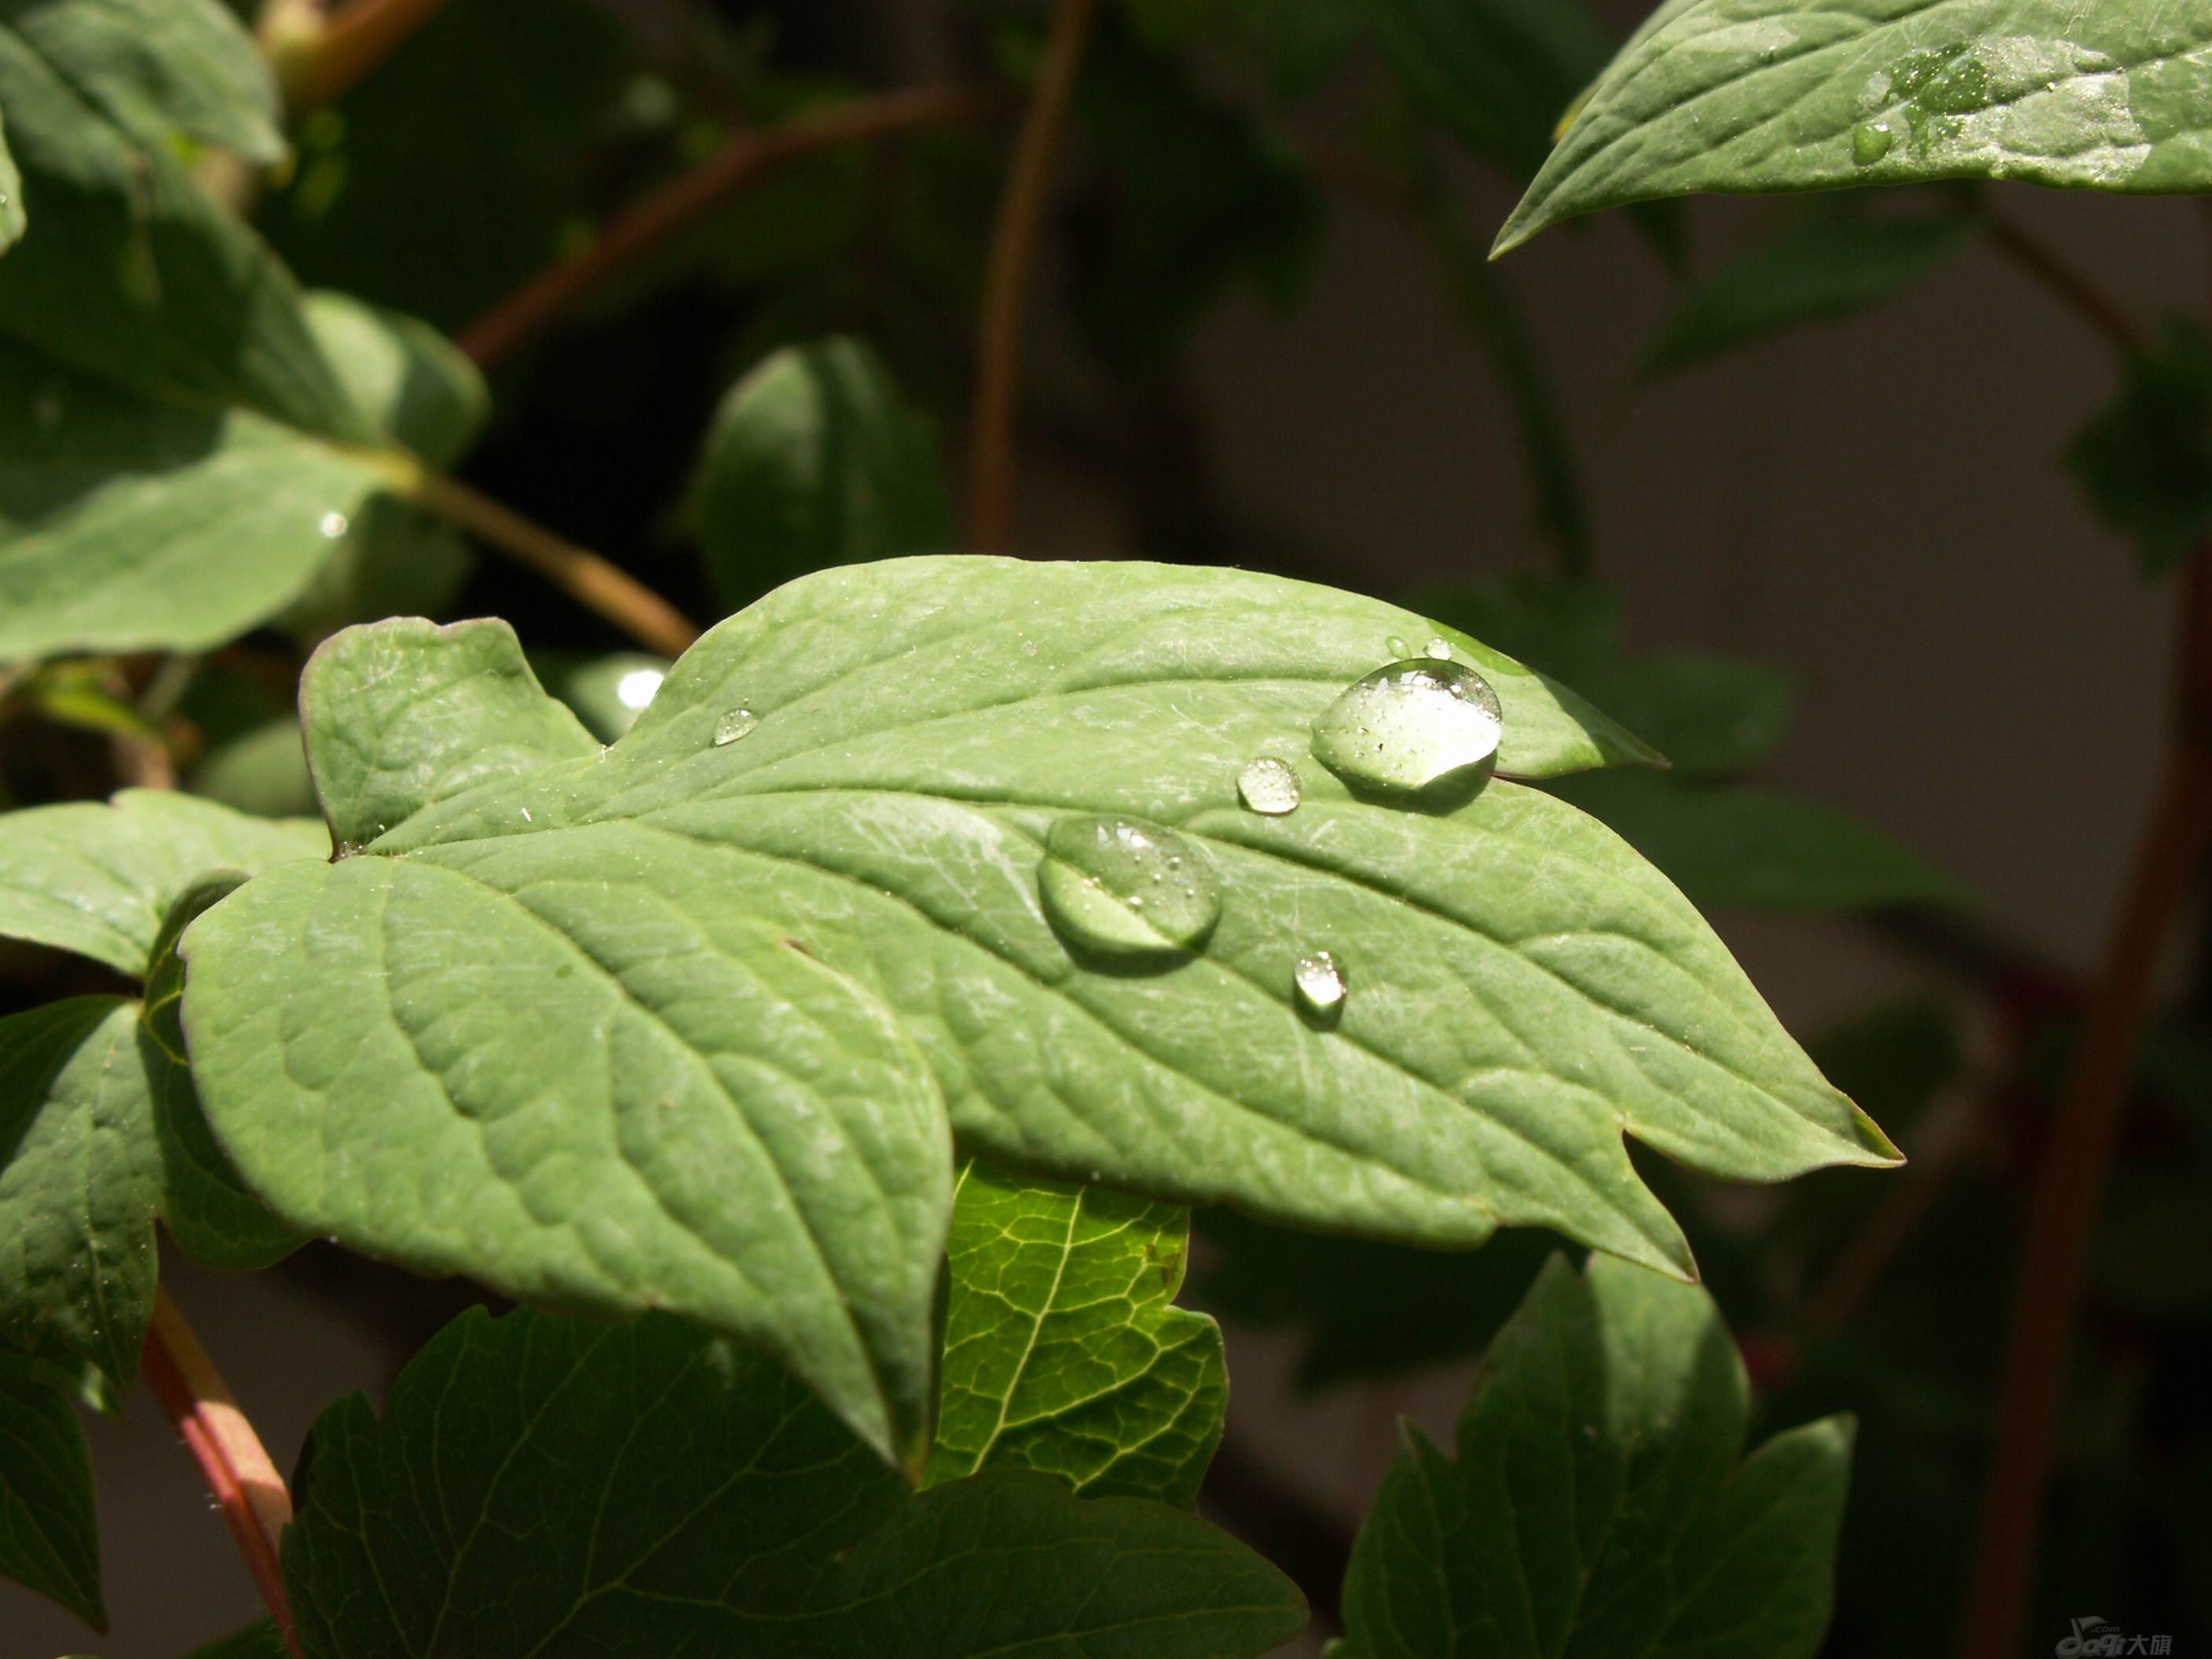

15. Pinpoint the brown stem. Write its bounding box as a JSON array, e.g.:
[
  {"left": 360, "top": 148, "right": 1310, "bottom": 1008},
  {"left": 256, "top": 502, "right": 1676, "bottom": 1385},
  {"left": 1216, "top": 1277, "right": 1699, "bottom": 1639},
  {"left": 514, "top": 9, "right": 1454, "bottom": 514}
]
[
  {"left": 1958, "top": 556, "right": 2212, "bottom": 1659},
  {"left": 965, "top": 0, "right": 1100, "bottom": 552},
  {"left": 1985, "top": 211, "right": 2149, "bottom": 359},
  {"left": 275, "top": 0, "right": 452, "bottom": 115},
  {"left": 400, "top": 468, "right": 701, "bottom": 657},
  {"left": 457, "top": 86, "right": 1009, "bottom": 370},
  {"left": 141, "top": 1285, "right": 304, "bottom": 1659}
]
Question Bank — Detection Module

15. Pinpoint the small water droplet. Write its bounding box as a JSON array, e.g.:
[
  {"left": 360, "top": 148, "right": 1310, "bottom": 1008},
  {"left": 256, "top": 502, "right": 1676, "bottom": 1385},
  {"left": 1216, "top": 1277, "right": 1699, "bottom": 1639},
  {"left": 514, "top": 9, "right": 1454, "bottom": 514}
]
[
  {"left": 712, "top": 707, "right": 759, "bottom": 746},
  {"left": 615, "top": 667, "right": 665, "bottom": 710},
  {"left": 1851, "top": 121, "right": 1894, "bottom": 164},
  {"left": 1020, "top": 639, "right": 1039, "bottom": 658},
  {"left": 319, "top": 510, "right": 350, "bottom": 539},
  {"left": 1294, "top": 950, "right": 1346, "bottom": 1027},
  {"left": 1386, "top": 635, "right": 1411, "bottom": 657},
  {"left": 1236, "top": 756, "right": 1302, "bottom": 815},
  {"left": 1424, "top": 638, "right": 1453, "bottom": 660},
  {"left": 1038, "top": 815, "right": 1221, "bottom": 963},
  {"left": 1312, "top": 659, "right": 1503, "bottom": 793}
]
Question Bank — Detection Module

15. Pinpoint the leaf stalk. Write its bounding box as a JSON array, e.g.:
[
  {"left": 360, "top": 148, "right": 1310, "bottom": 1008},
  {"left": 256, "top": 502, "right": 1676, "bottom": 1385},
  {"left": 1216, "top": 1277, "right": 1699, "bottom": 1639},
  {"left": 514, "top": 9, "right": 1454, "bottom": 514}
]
[
  {"left": 965, "top": 0, "right": 1101, "bottom": 552},
  {"left": 1959, "top": 555, "right": 2212, "bottom": 1657},
  {"left": 141, "top": 1284, "right": 305, "bottom": 1659}
]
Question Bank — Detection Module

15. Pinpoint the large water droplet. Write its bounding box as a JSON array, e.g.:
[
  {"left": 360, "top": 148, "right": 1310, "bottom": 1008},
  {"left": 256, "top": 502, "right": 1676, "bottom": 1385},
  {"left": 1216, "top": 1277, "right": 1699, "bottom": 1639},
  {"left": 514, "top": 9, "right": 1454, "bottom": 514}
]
[
  {"left": 1236, "top": 756, "right": 1301, "bottom": 816},
  {"left": 1293, "top": 950, "right": 1346, "bottom": 1026},
  {"left": 1311, "top": 659, "right": 1503, "bottom": 793},
  {"left": 712, "top": 707, "right": 759, "bottom": 746},
  {"left": 1851, "top": 121, "right": 1894, "bottom": 164},
  {"left": 1038, "top": 815, "right": 1221, "bottom": 962}
]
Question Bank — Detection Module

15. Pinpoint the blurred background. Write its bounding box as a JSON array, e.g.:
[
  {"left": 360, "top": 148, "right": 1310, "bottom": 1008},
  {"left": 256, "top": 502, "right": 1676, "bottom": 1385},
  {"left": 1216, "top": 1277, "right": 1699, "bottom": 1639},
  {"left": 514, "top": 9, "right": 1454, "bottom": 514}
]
[{"left": 6, "top": 0, "right": 2209, "bottom": 1653}]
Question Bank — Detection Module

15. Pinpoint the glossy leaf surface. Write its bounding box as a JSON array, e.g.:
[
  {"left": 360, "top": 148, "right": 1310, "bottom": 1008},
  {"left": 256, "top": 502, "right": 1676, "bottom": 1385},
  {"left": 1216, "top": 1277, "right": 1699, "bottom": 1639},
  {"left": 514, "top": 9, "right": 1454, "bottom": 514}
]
[
  {"left": 1500, "top": 0, "right": 2212, "bottom": 253},
  {"left": 182, "top": 562, "right": 1898, "bottom": 1456}
]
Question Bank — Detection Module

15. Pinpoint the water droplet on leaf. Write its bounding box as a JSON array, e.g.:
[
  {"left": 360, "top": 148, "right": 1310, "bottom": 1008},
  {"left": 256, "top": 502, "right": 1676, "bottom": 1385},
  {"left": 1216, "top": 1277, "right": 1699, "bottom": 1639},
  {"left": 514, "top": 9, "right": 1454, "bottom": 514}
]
[
  {"left": 712, "top": 707, "right": 759, "bottom": 746},
  {"left": 1311, "top": 659, "right": 1503, "bottom": 793},
  {"left": 1851, "top": 121, "right": 1894, "bottom": 164},
  {"left": 1294, "top": 950, "right": 1346, "bottom": 1027},
  {"left": 1424, "top": 638, "right": 1453, "bottom": 660},
  {"left": 319, "top": 511, "right": 350, "bottom": 539},
  {"left": 1386, "top": 635, "right": 1411, "bottom": 657},
  {"left": 1038, "top": 815, "right": 1221, "bottom": 963},
  {"left": 1236, "top": 756, "right": 1302, "bottom": 815}
]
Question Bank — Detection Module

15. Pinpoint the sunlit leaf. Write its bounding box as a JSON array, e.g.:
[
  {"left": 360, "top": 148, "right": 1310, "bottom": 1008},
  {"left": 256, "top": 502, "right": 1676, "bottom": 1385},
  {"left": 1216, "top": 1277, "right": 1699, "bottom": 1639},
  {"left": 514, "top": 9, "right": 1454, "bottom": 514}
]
[
  {"left": 1499, "top": 1, "right": 2212, "bottom": 254},
  {"left": 185, "top": 560, "right": 1895, "bottom": 1467},
  {"left": 929, "top": 1161, "right": 1222, "bottom": 1505}
]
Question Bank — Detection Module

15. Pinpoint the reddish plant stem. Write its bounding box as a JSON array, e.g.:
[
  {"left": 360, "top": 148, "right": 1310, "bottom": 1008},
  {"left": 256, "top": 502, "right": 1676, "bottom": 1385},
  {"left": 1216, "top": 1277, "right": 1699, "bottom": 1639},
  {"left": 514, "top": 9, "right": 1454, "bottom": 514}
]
[
  {"left": 457, "top": 86, "right": 1008, "bottom": 370},
  {"left": 1958, "top": 556, "right": 2212, "bottom": 1659},
  {"left": 274, "top": 0, "right": 452, "bottom": 115},
  {"left": 141, "top": 1285, "right": 304, "bottom": 1659},
  {"left": 401, "top": 467, "right": 701, "bottom": 657},
  {"left": 965, "top": 0, "right": 1100, "bottom": 552}
]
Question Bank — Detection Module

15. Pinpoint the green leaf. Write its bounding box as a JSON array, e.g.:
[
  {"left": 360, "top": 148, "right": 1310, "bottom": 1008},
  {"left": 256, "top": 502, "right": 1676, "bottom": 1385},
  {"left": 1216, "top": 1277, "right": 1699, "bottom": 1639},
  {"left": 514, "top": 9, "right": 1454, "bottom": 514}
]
[
  {"left": 300, "top": 617, "right": 601, "bottom": 850},
  {"left": 141, "top": 876, "right": 311, "bottom": 1269},
  {"left": 284, "top": 1306, "right": 1305, "bottom": 1658},
  {"left": 1642, "top": 208, "right": 1981, "bottom": 378},
  {"left": 0, "top": 892, "right": 302, "bottom": 1394},
  {"left": 0, "top": 340, "right": 400, "bottom": 662},
  {"left": 0, "top": 108, "right": 21, "bottom": 251},
  {"left": 1547, "top": 772, "right": 1976, "bottom": 913},
  {"left": 192, "top": 621, "right": 954, "bottom": 1463},
  {"left": 185, "top": 560, "right": 1896, "bottom": 1442},
  {"left": 190, "top": 719, "right": 320, "bottom": 821},
  {"left": 695, "top": 338, "right": 955, "bottom": 613},
  {"left": 302, "top": 291, "right": 489, "bottom": 469},
  {"left": 0, "top": 25, "right": 360, "bottom": 437},
  {"left": 0, "top": 998, "right": 159, "bottom": 1393},
  {"left": 1334, "top": 1254, "right": 1855, "bottom": 1659},
  {"left": 0, "top": 788, "right": 327, "bottom": 976},
  {"left": 2067, "top": 317, "right": 2212, "bottom": 580},
  {"left": 0, "top": 1353, "right": 103, "bottom": 1631},
  {"left": 0, "top": 0, "right": 283, "bottom": 165},
  {"left": 1498, "top": 0, "right": 2212, "bottom": 254},
  {"left": 928, "top": 1160, "right": 1223, "bottom": 1506}
]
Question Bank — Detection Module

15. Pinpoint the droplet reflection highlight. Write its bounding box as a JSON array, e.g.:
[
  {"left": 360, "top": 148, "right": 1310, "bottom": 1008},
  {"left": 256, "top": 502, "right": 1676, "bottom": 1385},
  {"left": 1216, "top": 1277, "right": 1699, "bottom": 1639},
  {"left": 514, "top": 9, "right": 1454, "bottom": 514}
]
[
  {"left": 1038, "top": 815, "right": 1221, "bottom": 963},
  {"left": 1310, "top": 659, "right": 1503, "bottom": 793}
]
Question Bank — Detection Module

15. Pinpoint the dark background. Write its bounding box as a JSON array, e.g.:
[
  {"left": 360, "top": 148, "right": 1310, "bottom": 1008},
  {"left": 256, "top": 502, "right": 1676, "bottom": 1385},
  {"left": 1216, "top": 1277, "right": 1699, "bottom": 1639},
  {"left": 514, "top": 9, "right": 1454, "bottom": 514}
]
[{"left": 7, "top": 1, "right": 2207, "bottom": 1654}]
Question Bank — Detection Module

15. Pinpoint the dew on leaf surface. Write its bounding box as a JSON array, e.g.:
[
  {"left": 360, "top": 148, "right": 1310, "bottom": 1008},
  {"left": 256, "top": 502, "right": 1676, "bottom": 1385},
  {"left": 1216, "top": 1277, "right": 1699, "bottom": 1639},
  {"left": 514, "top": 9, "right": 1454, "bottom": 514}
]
[
  {"left": 712, "top": 707, "right": 760, "bottom": 746},
  {"left": 1038, "top": 815, "right": 1221, "bottom": 962},
  {"left": 1236, "top": 756, "right": 1302, "bottom": 816},
  {"left": 1293, "top": 950, "right": 1346, "bottom": 1027},
  {"left": 1311, "top": 659, "right": 1503, "bottom": 793},
  {"left": 1423, "top": 638, "right": 1454, "bottom": 660}
]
